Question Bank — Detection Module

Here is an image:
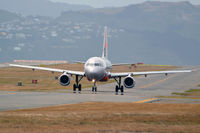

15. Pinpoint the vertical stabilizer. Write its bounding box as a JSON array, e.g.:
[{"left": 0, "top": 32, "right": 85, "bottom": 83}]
[{"left": 102, "top": 26, "right": 108, "bottom": 59}]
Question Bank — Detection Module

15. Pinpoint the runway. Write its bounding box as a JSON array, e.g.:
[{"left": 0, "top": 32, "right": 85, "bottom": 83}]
[{"left": 0, "top": 66, "right": 199, "bottom": 111}]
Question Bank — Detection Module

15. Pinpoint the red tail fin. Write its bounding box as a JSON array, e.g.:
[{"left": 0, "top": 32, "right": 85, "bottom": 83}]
[{"left": 102, "top": 26, "right": 108, "bottom": 59}]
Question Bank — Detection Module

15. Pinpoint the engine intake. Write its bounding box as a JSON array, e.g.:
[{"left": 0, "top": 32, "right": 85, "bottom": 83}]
[
  {"left": 59, "top": 74, "right": 70, "bottom": 86},
  {"left": 123, "top": 76, "right": 135, "bottom": 88}
]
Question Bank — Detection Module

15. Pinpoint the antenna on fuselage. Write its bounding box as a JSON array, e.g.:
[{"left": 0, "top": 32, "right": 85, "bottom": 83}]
[{"left": 102, "top": 26, "right": 108, "bottom": 59}]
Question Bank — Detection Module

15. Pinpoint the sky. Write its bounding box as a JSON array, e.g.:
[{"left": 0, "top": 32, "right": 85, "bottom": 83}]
[{"left": 51, "top": 0, "right": 200, "bottom": 8}]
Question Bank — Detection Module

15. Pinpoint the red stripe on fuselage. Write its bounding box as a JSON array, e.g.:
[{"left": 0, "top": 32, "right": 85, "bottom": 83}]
[
  {"left": 87, "top": 75, "right": 110, "bottom": 82},
  {"left": 100, "top": 75, "right": 110, "bottom": 82}
]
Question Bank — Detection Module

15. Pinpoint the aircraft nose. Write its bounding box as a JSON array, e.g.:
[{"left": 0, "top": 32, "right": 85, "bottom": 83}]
[{"left": 85, "top": 67, "right": 105, "bottom": 81}]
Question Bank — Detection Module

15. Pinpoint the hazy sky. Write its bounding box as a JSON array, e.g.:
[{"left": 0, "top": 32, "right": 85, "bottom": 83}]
[{"left": 51, "top": 0, "right": 200, "bottom": 8}]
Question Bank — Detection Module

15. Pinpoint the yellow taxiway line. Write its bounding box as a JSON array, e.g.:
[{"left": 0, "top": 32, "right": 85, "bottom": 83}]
[
  {"left": 135, "top": 98, "right": 160, "bottom": 103},
  {"left": 139, "top": 74, "right": 177, "bottom": 89}
]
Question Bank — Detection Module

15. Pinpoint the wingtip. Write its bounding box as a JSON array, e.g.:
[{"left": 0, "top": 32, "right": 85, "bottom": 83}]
[
  {"left": 182, "top": 70, "right": 192, "bottom": 73},
  {"left": 191, "top": 69, "right": 197, "bottom": 72}
]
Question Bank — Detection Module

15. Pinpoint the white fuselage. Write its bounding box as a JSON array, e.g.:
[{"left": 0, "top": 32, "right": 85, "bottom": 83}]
[{"left": 84, "top": 57, "right": 112, "bottom": 82}]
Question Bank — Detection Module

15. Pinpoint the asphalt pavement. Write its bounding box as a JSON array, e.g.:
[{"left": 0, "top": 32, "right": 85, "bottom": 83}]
[{"left": 0, "top": 66, "right": 199, "bottom": 111}]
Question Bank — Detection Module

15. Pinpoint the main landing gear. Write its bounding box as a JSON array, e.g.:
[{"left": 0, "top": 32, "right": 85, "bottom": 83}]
[
  {"left": 73, "top": 75, "right": 83, "bottom": 93},
  {"left": 114, "top": 77, "right": 124, "bottom": 95}
]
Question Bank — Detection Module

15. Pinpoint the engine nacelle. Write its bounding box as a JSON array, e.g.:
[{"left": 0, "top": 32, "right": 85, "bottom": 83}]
[
  {"left": 123, "top": 76, "right": 135, "bottom": 88},
  {"left": 59, "top": 74, "right": 70, "bottom": 86}
]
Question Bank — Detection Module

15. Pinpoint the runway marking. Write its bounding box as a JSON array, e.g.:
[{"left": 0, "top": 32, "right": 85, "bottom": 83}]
[
  {"left": 135, "top": 98, "right": 160, "bottom": 103},
  {"left": 139, "top": 74, "right": 177, "bottom": 89}
]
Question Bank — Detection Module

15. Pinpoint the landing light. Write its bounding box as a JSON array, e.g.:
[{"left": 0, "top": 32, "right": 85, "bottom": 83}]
[{"left": 92, "top": 79, "right": 96, "bottom": 83}]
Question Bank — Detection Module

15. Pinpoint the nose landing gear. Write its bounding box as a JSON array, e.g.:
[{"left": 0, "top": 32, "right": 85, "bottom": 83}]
[{"left": 92, "top": 81, "right": 97, "bottom": 94}]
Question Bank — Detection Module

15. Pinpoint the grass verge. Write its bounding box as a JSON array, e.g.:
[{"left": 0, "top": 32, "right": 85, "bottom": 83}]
[
  {"left": 158, "top": 86, "right": 200, "bottom": 99},
  {"left": 158, "top": 96, "right": 200, "bottom": 99},
  {"left": 0, "top": 102, "right": 200, "bottom": 133},
  {"left": 171, "top": 88, "right": 200, "bottom": 97}
]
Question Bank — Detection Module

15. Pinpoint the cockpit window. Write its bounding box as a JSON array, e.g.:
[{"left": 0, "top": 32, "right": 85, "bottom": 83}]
[
  {"left": 94, "top": 63, "right": 101, "bottom": 66},
  {"left": 86, "top": 63, "right": 102, "bottom": 67}
]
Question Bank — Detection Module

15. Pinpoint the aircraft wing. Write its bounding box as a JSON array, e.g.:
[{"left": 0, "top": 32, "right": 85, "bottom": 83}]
[
  {"left": 73, "top": 61, "right": 85, "bottom": 64},
  {"left": 9, "top": 64, "right": 85, "bottom": 76},
  {"left": 112, "top": 63, "right": 134, "bottom": 66},
  {"left": 110, "top": 70, "right": 192, "bottom": 78}
]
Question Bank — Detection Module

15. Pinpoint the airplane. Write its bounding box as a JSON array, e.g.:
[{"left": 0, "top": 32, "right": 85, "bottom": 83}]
[{"left": 9, "top": 27, "right": 191, "bottom": 95}]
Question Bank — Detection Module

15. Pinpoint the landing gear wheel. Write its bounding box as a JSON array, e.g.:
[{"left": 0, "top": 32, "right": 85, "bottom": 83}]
[
  {"left": 115, "top": 85, "right": 119, "bottom": 95},
  {"left": 73, "top": 84, "right": 76, "bottom": 93},
  {"left": 92, "top": 87, "right": 97, "bottom": 94},
  {"left": 120, "top": 86, "right": 124, "bottom": 95},
  {"left": 78, "top": 84, "right": 82, "bottom": 93}
]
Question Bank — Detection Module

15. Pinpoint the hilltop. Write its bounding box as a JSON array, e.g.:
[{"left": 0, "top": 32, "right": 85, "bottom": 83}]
[
  {"left": 0, "top": 9, "right": 20, "bottom": 23},
  {"left": 0, "top": 1, "right": 200, "bottom": 65},
  {"left": 0, "top": 0, "right": 92, "bottom": 17}
]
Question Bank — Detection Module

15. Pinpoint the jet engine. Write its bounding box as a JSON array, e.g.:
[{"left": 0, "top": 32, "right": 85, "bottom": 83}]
[
  {"left": 123, "top": 76, "right": 135, "bottom": 88},
  {"left": 59, "top": 73, "right": 70, "bottom": 86}
]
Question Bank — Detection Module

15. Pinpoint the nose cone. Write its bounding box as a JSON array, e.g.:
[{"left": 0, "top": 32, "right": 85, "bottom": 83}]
[{"left": 85, "top": 67, "right": 105, "bottom": 81}]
